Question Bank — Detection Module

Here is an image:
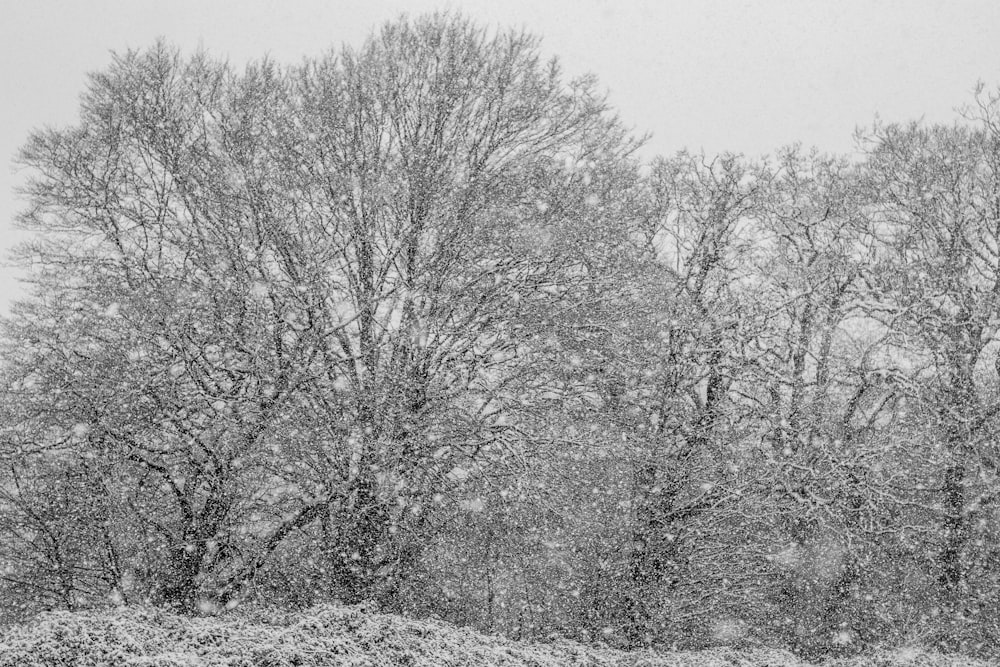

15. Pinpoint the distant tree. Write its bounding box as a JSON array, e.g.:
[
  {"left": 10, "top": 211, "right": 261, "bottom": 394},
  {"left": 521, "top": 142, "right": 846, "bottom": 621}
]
[
  {"left": 536, "top": 150, "right": 773, "bottom": 647},
  {"left": 749, "top": 146, "right": 890, "bottom": 653},
  {"left": 855, "top": 97, "right": 1000, "bottom": 650}
]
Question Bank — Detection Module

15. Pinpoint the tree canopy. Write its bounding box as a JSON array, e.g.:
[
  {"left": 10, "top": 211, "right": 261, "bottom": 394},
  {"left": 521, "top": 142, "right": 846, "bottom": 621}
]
[{"left": 4, "top": 12, "right": 1000, "bottom": 660}]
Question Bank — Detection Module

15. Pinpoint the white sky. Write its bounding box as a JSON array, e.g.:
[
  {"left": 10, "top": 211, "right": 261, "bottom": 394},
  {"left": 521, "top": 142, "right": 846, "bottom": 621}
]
[{"left": 3, "top": 0, "right": 1000, "bottom": 313}]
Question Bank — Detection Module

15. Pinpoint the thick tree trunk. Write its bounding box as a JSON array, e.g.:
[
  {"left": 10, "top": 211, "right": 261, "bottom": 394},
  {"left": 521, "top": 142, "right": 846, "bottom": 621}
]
[
  {"left": 331, "top": 472, "right": 392, "bottom": 603},
  {"left": 940, "top": 458, "right": 968, "bottom": 594},
  {"left": 158, "top": 543, "right": 207, "bottom": 612},
  {"left": 938, "top": 339, "right": 977, "bottom": 598},
  {"left": 157, "top": 493, "right": 232, "bottom": 612},
  {"left": 626, "top": 465, "right": 684, "bottom": 647}
]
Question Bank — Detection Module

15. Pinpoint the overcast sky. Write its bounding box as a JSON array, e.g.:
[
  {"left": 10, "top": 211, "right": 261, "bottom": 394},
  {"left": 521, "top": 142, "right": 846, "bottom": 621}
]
[{"left": 3, "top": 0, "right": 1000, "bottom": 312}]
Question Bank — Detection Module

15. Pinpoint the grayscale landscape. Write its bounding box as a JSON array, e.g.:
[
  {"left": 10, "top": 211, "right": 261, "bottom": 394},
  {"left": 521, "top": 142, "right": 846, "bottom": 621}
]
[{"left": 3, "top": 3, "right": 1000, "bottom": 665}]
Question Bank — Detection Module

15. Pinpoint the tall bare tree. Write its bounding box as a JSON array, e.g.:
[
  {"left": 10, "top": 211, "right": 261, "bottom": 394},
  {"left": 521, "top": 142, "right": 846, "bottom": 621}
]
[{"left": 2, "top": 15, "right": 642, "bottom": 613}]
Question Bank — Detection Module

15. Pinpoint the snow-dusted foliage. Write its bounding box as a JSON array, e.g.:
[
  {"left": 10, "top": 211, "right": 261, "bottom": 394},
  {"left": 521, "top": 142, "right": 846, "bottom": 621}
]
[{"left": 0, "top": 603, "right": 984, "bottom": 666}]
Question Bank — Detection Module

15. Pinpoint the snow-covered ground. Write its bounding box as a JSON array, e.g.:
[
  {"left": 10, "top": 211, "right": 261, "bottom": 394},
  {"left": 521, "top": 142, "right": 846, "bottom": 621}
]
[{"left": 0, "top": 604, "right": 990, "bottom": 666}]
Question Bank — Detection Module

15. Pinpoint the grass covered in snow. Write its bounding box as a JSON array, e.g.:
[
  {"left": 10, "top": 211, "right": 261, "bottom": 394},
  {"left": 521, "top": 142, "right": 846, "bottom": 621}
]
[{"left": 0, "top": 604, "right": 990, "bottom": 666}]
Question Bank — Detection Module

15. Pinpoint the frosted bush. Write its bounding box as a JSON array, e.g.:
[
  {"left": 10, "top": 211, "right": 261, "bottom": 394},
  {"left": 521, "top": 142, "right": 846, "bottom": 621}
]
[{"left": 0, "top": 605, "right": 990, "bottom": 666}]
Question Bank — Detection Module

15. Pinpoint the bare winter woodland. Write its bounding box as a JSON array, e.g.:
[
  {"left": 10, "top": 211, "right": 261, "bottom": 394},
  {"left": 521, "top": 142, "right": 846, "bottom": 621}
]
[{"left": 4, "top": 13, "right": 1000, "bottom": 662}]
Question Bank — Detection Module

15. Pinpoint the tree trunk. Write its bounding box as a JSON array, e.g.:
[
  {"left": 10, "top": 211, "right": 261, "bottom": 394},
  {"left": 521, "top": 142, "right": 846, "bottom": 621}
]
[{"left": 940, "top": 457, "right": 968, "bottom": 594}]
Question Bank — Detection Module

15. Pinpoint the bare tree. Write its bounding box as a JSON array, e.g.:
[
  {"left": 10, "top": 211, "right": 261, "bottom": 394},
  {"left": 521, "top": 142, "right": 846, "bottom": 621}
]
[
  {"left": 856, "top": 97, "right": 1000, "bottom": 648},
  {"left": 2, "top": 15, "right": 642, "bottom": 614}
]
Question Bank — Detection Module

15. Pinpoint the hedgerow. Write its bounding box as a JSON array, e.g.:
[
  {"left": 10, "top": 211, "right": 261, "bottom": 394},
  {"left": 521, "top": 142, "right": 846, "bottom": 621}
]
[{"left": 0, "top": 604, "right": 992, "bottom": 666}]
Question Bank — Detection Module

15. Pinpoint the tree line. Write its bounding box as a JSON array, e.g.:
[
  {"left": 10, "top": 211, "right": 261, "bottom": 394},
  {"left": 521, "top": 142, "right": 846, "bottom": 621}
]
[{"left": 3, "top": 13, "right": 1000, "bottom": 658}]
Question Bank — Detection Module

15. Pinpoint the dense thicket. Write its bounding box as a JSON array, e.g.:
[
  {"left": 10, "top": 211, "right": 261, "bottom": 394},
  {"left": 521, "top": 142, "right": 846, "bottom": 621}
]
[{"left": 3, "top": 13, "right": 1000, "bottom": 660}]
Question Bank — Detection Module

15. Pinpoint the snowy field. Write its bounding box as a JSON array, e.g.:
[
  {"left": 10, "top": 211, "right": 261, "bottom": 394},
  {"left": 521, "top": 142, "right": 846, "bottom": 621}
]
[{"left": 0, "top": 604, "right": 990, "bottom": 667}]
